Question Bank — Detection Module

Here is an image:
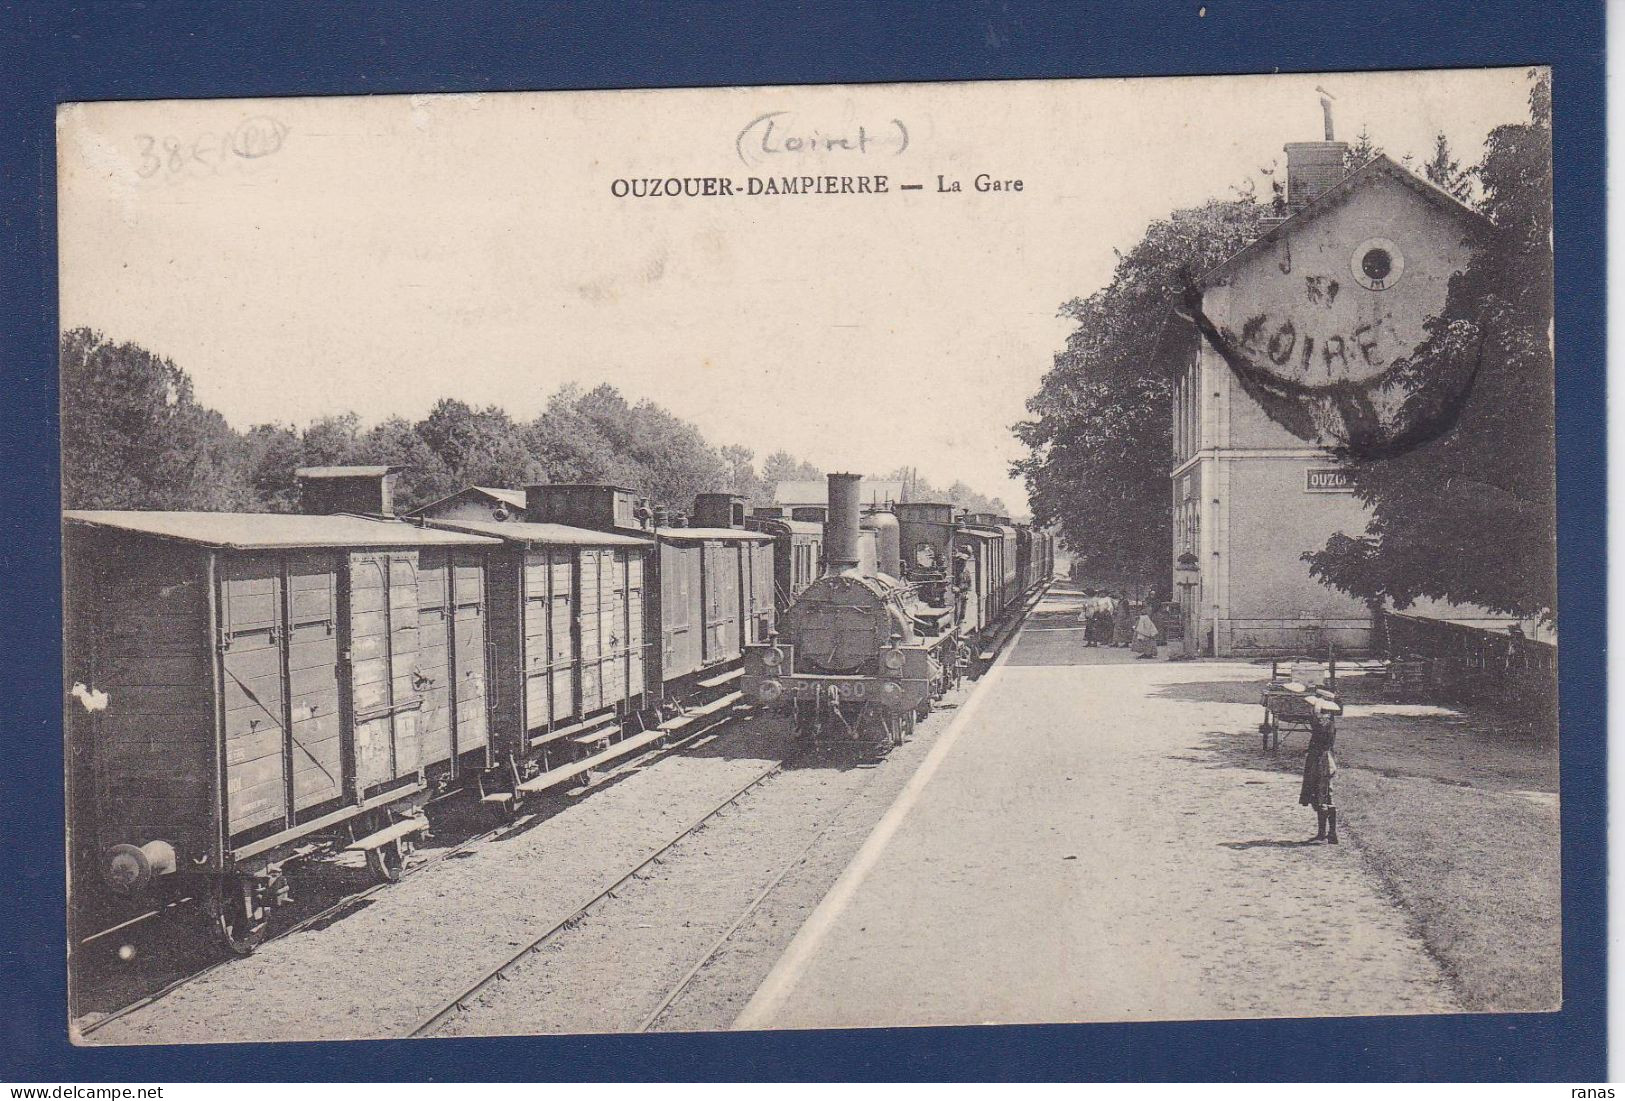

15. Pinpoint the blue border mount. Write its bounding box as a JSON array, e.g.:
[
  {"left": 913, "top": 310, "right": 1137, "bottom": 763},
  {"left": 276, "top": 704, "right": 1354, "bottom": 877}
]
[{"left": 0, "top": 0, "right": 1605, "bottom": 1082}]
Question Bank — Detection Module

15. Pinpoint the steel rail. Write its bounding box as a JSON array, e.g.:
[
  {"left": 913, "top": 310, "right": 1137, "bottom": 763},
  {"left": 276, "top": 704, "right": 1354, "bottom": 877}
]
[
  {"left": 75, "top": 701, "right": 747, "bottom": 1041},
  {"left": 408, "top": 753, "right": 789, "bottom": 1038},
  {"left": 633, "top": 764, "right": 873, "bottom": 1032},
  {"left": 639, "top": 585, "right": 1051, "bottom": 1031}
]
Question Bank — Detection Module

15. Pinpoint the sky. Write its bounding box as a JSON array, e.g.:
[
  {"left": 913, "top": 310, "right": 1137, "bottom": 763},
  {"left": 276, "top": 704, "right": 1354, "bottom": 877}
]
[{"left": 57, "top": 68, "right": 1537, "bottom": 512}]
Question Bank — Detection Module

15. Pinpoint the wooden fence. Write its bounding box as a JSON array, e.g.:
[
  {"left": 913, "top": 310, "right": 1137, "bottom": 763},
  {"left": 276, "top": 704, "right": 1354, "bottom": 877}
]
[{"left": 1378, "top": 611, "right": 1557, "bottom": 710}]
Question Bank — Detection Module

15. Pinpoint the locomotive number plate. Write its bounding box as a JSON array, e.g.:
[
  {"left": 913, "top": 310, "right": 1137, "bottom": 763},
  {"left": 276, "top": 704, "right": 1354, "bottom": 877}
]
[{"left": 786, "top": 679, "right": 868, "bottom": 701}]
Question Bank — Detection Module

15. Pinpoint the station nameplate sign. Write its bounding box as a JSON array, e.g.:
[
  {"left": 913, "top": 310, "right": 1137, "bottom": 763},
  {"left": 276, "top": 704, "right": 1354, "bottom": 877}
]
[{"left": 1306, "top": 468, "right": 1355, "bottom": 493}]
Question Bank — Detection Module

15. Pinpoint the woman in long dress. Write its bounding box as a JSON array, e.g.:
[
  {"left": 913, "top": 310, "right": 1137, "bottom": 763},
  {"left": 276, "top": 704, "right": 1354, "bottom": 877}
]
[
  {"left": 1133, "top": 609, "right": 1160, "bottom": 658},
  {"left": 1111, "top": 595, "right": 1133, "bottom": 647},
  {"left": 1299, "top": 709, "right": 1339, "bottom": 843}
]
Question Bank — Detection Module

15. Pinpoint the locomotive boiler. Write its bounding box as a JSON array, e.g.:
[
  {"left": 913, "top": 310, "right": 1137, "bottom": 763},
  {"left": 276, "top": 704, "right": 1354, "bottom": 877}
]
[{"left": 743, "top": 474, "right": 955, "bottom": 748}]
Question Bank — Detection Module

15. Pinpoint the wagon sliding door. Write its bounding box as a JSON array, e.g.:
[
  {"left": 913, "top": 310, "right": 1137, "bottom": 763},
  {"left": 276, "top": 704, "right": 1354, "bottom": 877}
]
[
  {"left": 284, "top": 554, "right": 343, "bottom": 816},
  {"left": 751, "top": 541, "right": 775, "bottom": 643},
  {"left": 579, "top": 549, "right": 606, "bottom": 713},
  {"left": 523, "top": 548, "right": 577, "bottom": 732},
  {"left": 344, "top": 552, "right": 423, "bottom": 798},
  {"left": 219, "top": 556, "right": 291, "bottom": 840},
  {"left": 624, "top": 550, "right": 646, "bottom": 702},
  {"left": 581, "top": 548, "right": 636, "bottom": 712},
  {"left": 701, "top": 541, "right": 741, "bottom": 664},
  {"left": 415, "top": 549, "right": 490, "bottom": 773},
  {"left": 661, "top": 543, "right": 699, "bottom": 680},
  {"left": 449, "top": 551, "right": 490, "bottom": 761}
]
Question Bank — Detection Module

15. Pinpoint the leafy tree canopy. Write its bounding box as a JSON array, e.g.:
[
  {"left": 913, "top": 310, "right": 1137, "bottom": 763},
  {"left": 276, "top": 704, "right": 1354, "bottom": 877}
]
[
  {"left": 61, "top": 330, "right": 252, "bottom": 511},
  {"left": 59, "top": 334, "right": 829, "bottom": 518},
  {"left": 1013, "top": 195, "right": 1269, "bottom": 594}
]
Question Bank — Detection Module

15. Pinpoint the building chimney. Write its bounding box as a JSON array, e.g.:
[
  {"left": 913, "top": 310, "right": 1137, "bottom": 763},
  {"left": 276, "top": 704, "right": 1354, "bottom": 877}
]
[
  {"left": 824, "top": 473, "right": 863, "bottom": 575},
  {"left": 295, "top": 465, "right": 402, "bottom": 516},
  {"left": 1284, "top": 90, "right": 1347, "bottom": 214}
]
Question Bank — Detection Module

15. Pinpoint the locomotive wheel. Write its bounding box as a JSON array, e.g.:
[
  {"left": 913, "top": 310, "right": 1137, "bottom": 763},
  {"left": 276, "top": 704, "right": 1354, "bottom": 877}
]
[
  {"left": 207, "top": 876, "right": 268, "bottom": 957},
  {"left": 366, "top": 838, "right": 408, "bottom": 884}
]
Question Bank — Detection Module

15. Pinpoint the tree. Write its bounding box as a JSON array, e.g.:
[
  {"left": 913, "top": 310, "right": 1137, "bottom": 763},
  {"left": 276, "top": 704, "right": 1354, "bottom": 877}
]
[
  {"left": 761, "top": 451, "right": 822, "bottom": 492},
  {"left": 1343, "top": 125, "right": 1382, "bottom": 173},
  {"left": 1304, "top": 71, "right": 1554, "bottom": 620},
  {"left": 60, "top": 328, "right": 253, "bottom": 510},
  {"left": 720, "top": 444, "right": 770, "bottom": 504},
  {"left": 528, "top": 384, "right": 641, "bottom": 488},
  {"left": 623, "top": 397, "right": 730, "bottom": 509},
  {"left": 356, "top": 416, "right": 453, "bottom": 512},
  {"left": 238, "top": 422, "right": 306, "bottom": 512},
  {"left": 416, "top": 399, "right": 540, "bottom": 499},
  {"left": 1423, "top": 132, "right": 1474, "bottom": 203},
  {"left": 526, "top": 383, "right": 730, "bottom": 510},
  {"left": 1013, "top": 197, "right": 1268, "bottom": 594}
]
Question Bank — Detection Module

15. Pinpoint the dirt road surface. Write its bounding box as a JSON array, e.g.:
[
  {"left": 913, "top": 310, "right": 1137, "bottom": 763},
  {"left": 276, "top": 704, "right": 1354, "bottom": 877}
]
[{"left": 737, "top": 587, "right": 1460, "bottom": 1029}]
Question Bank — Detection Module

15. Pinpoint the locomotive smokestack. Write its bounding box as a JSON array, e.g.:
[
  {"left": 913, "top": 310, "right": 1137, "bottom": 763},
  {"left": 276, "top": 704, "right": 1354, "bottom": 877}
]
[{"left": 824, "top": 472, "right": 863, "bottom": 574}]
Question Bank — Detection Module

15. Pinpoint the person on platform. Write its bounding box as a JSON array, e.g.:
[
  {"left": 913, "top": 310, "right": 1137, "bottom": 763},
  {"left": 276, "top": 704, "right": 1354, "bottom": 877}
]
[
  {"left": 1090, "top": 598, "right": 1115, "bottom": 647},
  {"left": 1300, "top": 708, "right": 1339, "bottom": 843},
  {"left": 1111, "top": 592, "right": 1133, "bottom": 647},
  {"left": 1133, "top": 607, "right": 1160, "bottom": 658},
  {"left": 1077, "top": 591, "right": 1099, "bottom": 646}
]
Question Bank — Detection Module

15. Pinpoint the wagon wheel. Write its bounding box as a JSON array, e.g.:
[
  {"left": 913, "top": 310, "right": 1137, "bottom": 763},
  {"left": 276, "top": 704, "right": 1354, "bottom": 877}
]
[
  {"left": 206, "top": 876, "right": 268, "bottom": 957},
  {"left": 366, "top": 838, "right": 408, "bottom": 884}
]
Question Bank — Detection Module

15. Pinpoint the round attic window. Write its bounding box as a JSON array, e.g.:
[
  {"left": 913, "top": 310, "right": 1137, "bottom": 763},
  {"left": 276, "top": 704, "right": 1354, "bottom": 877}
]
[{"left": 1351, "top": 237, "right": 1405, "bottom": 291}]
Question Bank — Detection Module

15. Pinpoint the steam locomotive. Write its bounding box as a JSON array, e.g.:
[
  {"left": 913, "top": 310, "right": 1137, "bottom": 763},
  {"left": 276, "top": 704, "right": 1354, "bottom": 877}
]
[{"left": 742, "top": 473, "right": 1053, "bottom": 749}]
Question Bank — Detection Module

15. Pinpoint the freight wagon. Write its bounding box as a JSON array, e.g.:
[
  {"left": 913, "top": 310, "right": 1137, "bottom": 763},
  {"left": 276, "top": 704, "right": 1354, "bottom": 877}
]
[
  {"left": 64, "top": 468, "right": 503, "bottom": 953},
  {"left": 414, "top": 501, "right": 656, "bottom": 813},
  {"left": 747, "top": 508, "right": 824, "bottom": 616}
]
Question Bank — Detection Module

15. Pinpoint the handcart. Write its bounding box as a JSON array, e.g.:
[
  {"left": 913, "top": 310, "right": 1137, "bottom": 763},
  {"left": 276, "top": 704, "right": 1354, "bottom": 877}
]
[{"left": 1257, "top": 658, "right": 1343, "bottom": 751}]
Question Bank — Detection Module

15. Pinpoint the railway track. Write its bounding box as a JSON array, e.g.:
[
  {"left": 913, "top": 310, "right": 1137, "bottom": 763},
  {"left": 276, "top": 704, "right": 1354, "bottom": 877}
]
[
  {"left": 631, "top": 758, "right": 879, "bottom": 1033},
  {"left": 416, "top": 587, "right": 1053, "bottom": 1038},
  {"left": 408, "top": 753, "right": 789, "bottom": 1037},
  {"left": 75, "top": 700, "right": 749, "bottom": 1041}
]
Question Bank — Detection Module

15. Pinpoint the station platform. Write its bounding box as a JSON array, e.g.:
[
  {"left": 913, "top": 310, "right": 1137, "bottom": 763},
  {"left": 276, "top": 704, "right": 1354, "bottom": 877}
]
[{"left": 734, "top": 584, "right": 1456, "bottom": 1030}]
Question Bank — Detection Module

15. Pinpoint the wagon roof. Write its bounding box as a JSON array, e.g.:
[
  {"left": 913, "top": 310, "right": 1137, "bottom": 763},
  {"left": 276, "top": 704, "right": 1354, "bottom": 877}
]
[
  {"left": 63, "top": 510, "right": 503, "bottom": 549},
  {"left": 656, "top": 526, "right": 773, "bottom": 543},
  {"left": 750, "top": 518, "right": 823, "bottom": 536},
  {"left": 421, "top": 517, "right": 652, "bottom": 547},
  {"left": 292, "top": 465, "right": 402, "bottom": 478},
  {"left": 405, "top": 485, "right": 529, "bottom": 516}
]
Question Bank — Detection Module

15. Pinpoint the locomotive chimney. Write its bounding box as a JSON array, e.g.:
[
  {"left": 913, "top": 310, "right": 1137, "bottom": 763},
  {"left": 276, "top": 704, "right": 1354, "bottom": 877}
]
[
  {"left": 295, "top": 465, "right": 402, "bottom": 517},
  {"left": 824, "top": 472, "right": 863, "bottom": 575}
]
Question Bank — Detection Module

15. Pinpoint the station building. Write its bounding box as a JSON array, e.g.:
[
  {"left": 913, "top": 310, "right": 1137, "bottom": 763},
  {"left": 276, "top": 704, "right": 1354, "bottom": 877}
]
[{"left": 1164, "top": 114, "right": 1518, "bottom": 657}]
